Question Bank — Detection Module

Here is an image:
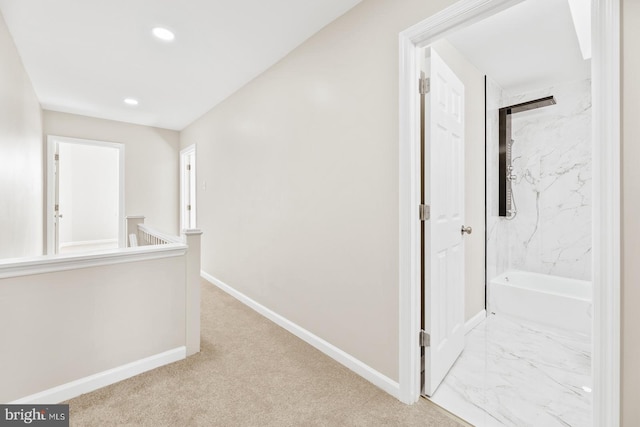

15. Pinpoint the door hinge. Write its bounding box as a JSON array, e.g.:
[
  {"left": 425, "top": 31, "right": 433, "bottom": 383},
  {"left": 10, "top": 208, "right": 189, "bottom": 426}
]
[
  {"left": 419, "top": 204, "right": 430, "bottom": 221},
  {"left": 55, "top": 204, "right": 59, "bottom": 212},
  {"left": 419, "top": 330, "right": 430, "bottom": 347},
  {"left": 187, "top": 164, "right": 191, "bottom": 171},
  {"left": 54, "top": 154, "right": 59, "bottom": 161},
  {"left": 187, "top": 204, "right": 191, "bottom": 211},
  {"left": 419, "top": 77, "right": 430, "bottom": 95}
]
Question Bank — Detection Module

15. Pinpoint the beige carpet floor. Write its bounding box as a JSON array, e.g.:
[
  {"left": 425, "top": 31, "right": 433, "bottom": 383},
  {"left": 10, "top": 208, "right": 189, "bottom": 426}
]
[{"left": 66, "top": 281, "right": 469, "bottom": 426}]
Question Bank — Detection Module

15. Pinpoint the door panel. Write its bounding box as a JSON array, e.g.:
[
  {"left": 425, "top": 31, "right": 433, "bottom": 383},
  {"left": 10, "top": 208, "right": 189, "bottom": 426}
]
[{"left": 422, "top": 47, "right": 466, "bottom": 397}]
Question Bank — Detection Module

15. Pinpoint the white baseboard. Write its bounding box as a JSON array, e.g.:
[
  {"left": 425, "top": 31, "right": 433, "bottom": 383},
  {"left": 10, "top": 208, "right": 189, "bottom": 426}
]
[
  {"left": 465, "top": 309, "right": 487, "bottom": 334},
  {"left": 10, "top": 347, "right": 186, "bottom": 404},
  {"left": 201, "top": 271, "right": 400, "bottom": 399}
]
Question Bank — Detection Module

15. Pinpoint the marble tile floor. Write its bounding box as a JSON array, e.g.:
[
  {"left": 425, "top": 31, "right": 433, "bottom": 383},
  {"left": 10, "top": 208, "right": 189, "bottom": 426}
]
[{"left": 429, "top": 313, "right": 592, "bottom": 427}]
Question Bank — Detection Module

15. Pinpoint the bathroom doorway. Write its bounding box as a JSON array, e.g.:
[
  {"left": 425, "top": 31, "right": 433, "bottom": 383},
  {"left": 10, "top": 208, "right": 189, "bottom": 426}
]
[{"left": 398, "top": 0, "right": 620, "bottom": 426}]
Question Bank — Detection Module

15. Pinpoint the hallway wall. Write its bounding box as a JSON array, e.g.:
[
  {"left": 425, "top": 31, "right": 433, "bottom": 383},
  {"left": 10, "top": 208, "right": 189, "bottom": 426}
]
[
  {"left": 181, "top": 0, "right": 476, "bottom": 382},
  {"left": 0, "top": 11, "right": 43, "bottom": 259},
  {"left": 182, "top": 1, "right": 638, "bottom": 422}
]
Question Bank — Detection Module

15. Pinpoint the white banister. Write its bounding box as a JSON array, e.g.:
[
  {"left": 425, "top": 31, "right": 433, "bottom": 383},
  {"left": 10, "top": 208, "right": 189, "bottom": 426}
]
[
  {"left": 137, "top": 224, "right": 182, "bottom": 246},
  {"left": 0, "top": 243, "right": 187, "bottom": 279},
  {"left": 0, "top": 221, "right": 204, "bottom": 403}
]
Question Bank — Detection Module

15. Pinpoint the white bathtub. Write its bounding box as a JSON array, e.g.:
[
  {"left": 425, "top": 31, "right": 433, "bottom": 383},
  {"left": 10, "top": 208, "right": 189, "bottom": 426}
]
[{"left": 489, "top": 270, "right": 592, "bottom": 336}]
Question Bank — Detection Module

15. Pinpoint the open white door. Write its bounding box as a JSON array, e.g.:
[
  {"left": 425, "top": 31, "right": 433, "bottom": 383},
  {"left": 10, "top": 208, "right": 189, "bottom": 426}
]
[{"left": 421, "top": 47, "right": 467, "bottom": 396}]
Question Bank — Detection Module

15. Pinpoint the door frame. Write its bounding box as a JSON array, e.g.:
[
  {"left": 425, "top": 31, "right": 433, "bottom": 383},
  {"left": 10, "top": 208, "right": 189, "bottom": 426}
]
[
  {"left": 180, "top": 144, "right": 197, "bottom": 231},
  {"left": 397, "top": 1, "right": 620, "bottom": 426},
  {"left": 46, "top": 135, "right": 126, "bottom": 255}
]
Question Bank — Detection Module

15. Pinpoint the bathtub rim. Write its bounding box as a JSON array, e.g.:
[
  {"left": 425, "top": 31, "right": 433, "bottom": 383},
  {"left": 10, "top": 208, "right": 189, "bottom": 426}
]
[{"left": 490, "top": 270, "right": 592, "bottom": 302}]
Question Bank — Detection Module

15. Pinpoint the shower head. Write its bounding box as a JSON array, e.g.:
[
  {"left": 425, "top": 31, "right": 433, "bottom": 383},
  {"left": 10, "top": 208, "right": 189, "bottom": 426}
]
[{"left": 507, "top": 96, "right": 556, "bottom": 114}]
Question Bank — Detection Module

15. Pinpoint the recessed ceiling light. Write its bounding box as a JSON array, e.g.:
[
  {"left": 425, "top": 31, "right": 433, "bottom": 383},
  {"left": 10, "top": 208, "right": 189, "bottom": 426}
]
[
  {"left": 124, "top": 98, "right": 139, "bottom": 106},
  {"left": 582, "top": 386, "right": 592, "bottom": 393},
  {"left": 152, "top": 27, "right": 175, "bottom": 42}
]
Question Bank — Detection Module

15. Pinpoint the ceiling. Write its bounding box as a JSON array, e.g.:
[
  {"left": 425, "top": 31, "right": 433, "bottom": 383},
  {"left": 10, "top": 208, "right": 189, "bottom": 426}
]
[
  {"left": 0, "top": 0, "right": 361, "bottom": 130},
  {"left": 445, "top": 0, "right": 590, "bottom": 94},
  {"left": 0, "top": 0, "right": 588, "bottom": 130}
]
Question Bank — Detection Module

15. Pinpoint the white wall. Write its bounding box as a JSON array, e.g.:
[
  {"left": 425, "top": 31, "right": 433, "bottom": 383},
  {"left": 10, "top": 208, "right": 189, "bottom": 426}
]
[
  {"left": 58, "top": 143, "right": 119, "bottom": 245},
  {"left": 431, "top": 39, "right": 486, "bottom": 321},
  {"left": 181, "top": 0, "right": 476, "bottom": 382},
  {"left": 0, "top": 11, "right": 43, "bottom": 259},
  {"left": 43, "top": 111, "right": 180, "bottom": 235}
]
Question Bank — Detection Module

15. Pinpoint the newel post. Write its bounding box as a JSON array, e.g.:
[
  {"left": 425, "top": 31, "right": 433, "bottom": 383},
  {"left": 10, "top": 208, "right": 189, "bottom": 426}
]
[
  {"left": 183, "top": 229, "right": 203, "bottom": 356},
  {"left": 125, "top": 216, "right": 145, "bottom": 247}
]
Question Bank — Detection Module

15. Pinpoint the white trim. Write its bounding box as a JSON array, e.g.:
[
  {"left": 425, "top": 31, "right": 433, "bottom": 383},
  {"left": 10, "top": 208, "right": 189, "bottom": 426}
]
[
  {"left": 397, "top": 24, "right": 422, "bottom": 406},
  {"left": 46, "top": 135, "right": 126, "bottom": 254},
  {"left": 9, "top": 347, "right": 186, "bottom": 404},
  {"left": 464, "top": 310, "right": 486, "bottom": 335},
  {"left": 398, "top": 1, "right": 620, "bottom": 423},
  {"left": 591, "top": 0, "right": 620, "bottom": 425},
  {"left": 182, "top": 229, "right": 203, "bottom": 236},
  {"left": 201, "top": 271, "right": 400, "bottom": 398},
  {"left": 59, "top": 238, "right": 118, "bottom": 249},
  {"left": 0, "top": 243, "right": 187, "bottom": 279},
  {"left": 399, "top": 0, "right": 522, "bottom": 46},
  {"left": 46, "top": 139, "right": 56, "bottom": 255},
  {"left": 180, "top": 145, "right": 197, "bottom": 231}
]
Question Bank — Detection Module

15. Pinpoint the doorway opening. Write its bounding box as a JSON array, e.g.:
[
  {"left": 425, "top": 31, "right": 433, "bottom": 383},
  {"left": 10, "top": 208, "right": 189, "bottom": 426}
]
[
  {"left": 180, "top": 145, "right": 197, "bottom": 230},
  {"left": 398, "top": 0, "right": 620, "bottom": 426},
  {"left": 46, "top": 136, "right": 125, "bottom": 255}
]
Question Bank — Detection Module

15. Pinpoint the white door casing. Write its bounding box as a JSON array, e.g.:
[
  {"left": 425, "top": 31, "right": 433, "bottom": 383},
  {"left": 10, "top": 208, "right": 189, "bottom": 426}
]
[
  {"left": 422, "top": 47, "right": 466, "bottom": 396},
  {"left": 46, "top": 135, "right": 125, "bottom": 255},
  {"left": 180, "top": 145, "right": 197, "bottom": 230}
]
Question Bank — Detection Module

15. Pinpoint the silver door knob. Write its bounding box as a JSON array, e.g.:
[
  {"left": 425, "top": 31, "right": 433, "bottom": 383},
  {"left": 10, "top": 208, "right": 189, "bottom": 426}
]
[{"left": 461, "top": 225, "right": 472, "bottom": 235}]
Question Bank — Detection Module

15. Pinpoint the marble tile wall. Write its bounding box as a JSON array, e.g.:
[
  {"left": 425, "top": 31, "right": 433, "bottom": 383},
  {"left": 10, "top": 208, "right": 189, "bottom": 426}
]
[{"left": 486, "top": 79, "right": 592, "bottom": 281}]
